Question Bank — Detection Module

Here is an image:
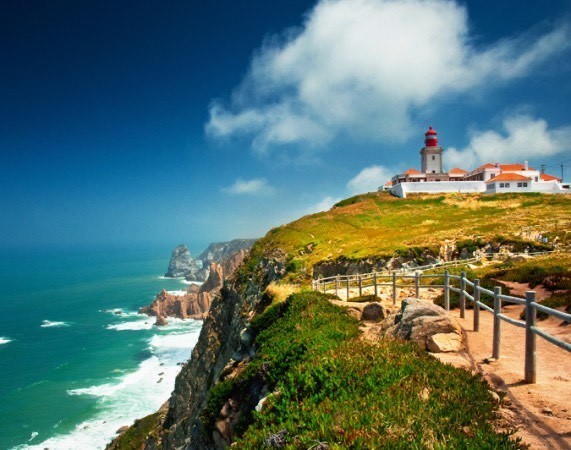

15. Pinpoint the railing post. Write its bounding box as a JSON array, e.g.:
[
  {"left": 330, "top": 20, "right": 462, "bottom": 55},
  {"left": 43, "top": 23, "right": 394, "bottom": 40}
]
[
  {"left": 525, "top": 291, "right": 537, "bottom": 384},
  {"left": 322, "top": 278, "right": 327, "bottom": 293},
  {"left": 415, "top": 271, "right": 420, "bottom": 298},
  {"left": 358, "top": 275, "right": 363, "bottom": 297},
  {"left": 444, "top": 270, "right": 450, "bottom": 311},
  {"left": 493, "top": 286, "right": 501, "bottom": 360},
  {"left": 459, "top": 271, "right": 466, "bottom": 319},
  {"left": 392, "top": 272, "right": 397, "bottom": 305},
  {"left": 346, "top": 277, "right": 350, "bottom": 302},
  {"left": 335, "top": 276, "right": 339, "bottom": 297},
  {"left": 473, "top": 279, "right": 480, "bottom": 332},
  {"left": 373, "top": 272, "right": 378, "bottom": 298}
]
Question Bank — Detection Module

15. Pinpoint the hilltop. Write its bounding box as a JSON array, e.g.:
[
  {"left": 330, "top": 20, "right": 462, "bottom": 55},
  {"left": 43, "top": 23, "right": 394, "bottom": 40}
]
[
  {"left": 109, "top": 192, "right": 570, "bottom": 449},
  {"left": 247, "top": 191, "right": 569, "bottom": 281}
]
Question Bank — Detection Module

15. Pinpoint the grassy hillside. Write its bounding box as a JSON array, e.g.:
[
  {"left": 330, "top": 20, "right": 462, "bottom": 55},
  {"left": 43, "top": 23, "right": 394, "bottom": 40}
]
[
  {"left": 250, "top": 192, "right": 570, "bottom": 273},
  {"left": 212, "top": 293, "right": 524, "bottom": 449}
]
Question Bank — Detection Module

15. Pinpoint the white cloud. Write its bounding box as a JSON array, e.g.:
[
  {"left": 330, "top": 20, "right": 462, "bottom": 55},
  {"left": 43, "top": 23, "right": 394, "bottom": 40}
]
[
  {"left": 304, "top": 196, "right": 343, "bottom": 214},
  {"left": 444, "top": 115, "right": 571, "bottom": 169},
  {"left": 206, "top": 0, "right": 569, "bottom": 153},
  {"left": 221, "top": 178, "right": 275, "bottom": 195},
  {"left": 347, "top": 165, "right": 394, "bottom": 194}
]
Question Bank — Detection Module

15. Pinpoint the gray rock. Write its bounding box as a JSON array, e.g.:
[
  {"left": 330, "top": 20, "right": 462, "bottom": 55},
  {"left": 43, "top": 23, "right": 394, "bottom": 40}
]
[
  {"left": 388, "top": 298, "right": 463, "bottom": 351},
  {"left": 361, "top": 303, "right": 385, "bottom": 322},
  {"left": 164, "top": 244, "right": 201, "bottom": 278},
  {"left": 198, "top": 239, "right": 257, "bottom": 267}
]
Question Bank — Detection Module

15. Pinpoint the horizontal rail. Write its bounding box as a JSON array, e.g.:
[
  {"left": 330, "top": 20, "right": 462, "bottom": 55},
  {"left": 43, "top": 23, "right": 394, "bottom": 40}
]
[
  {"left": 497, "top": 293, "right": 526, "bottom": 305},
  {"left": 449, "top": 287, "right": 461, "bottom": 293},
  {"left": 464, "top": 278, "right": 474, "bottom": 288},
  {"left": 533, "top": 303, "right": 571, "bottom": 322},
  {"left": 464, "top": 292, "right": 474, "bottom": 302},
  {"left": 477, "top": 301, "right": 494, "bottom": 314},
  {"left": 477, "top": 286, "right": 494, "bottom": 297},
  {"left": 497, "top": 313, "right": 526, "bottom": 328},
  {"left": 532, "top": 327, "right": 571, "bottom": 352}
]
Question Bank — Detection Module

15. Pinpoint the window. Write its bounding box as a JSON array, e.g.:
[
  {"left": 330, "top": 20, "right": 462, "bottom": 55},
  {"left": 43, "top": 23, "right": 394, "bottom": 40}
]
[
  {"left": 499, "top": 183, "right": 505, "bottom": 188},
  {"left": 523, "top": 182, "right": 528, "bottom": 187},
  {"left": 432, "top": 155, "right": 435, "bottom": 160},
  {"left": 505, "top": 183, "right": 510, "bottom": 188},
  {"left": 517, "top": 182, "right": 522, "bottom": 187}
]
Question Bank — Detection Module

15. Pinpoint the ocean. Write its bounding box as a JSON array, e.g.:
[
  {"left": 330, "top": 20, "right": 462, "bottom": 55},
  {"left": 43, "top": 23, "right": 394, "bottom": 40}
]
[{"left": 0, "top": 245, "right": 203, "bottom": 449}]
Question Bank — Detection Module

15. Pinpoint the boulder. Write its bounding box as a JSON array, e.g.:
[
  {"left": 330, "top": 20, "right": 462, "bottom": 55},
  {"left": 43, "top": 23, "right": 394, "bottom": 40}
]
[
  {"left": 427, "top": 332, "right": 463, "bottom": 352},
  {"left": 154, "top": 315, "right": 168, "bottom": 327},
  {"left": 361, "top": 303, "right": 386, "bottom": 322},
  {"left": 387, "top": 298, "right": 463, "bottom": 352}
]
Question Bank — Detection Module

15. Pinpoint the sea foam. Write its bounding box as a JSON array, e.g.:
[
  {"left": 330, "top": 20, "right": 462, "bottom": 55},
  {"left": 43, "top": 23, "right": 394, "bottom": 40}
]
[
  {"left": 0, "top": 337, "right": 11, "bottom": 345},
  {"left": 40, "top": 320, "right": 70, "bottom": 328},
  {"left": 14, "top": 319, "right": 202, "bottom": 450}
]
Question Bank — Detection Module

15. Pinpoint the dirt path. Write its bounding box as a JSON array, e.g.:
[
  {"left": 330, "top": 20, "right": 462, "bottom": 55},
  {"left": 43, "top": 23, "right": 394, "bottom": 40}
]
[{"left": 435, "top": 304, "right": 571, "bottom": 449}]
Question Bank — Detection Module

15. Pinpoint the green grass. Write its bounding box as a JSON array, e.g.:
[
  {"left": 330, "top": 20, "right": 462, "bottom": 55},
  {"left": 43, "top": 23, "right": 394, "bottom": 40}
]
[
  {"left": 207, "top": 292, "right": 523, "bottom": 449},
  {"left": 106, "top": 410, "right": 164, "bottom": 450},
  {"left": 247, "top": 192, "right": 570, "bottom": 283}
]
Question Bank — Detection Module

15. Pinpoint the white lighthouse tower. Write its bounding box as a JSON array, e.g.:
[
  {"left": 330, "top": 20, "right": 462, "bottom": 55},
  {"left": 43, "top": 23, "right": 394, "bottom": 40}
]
[{"left": 420, "top": 126, "right": 443, "bottom": 174}]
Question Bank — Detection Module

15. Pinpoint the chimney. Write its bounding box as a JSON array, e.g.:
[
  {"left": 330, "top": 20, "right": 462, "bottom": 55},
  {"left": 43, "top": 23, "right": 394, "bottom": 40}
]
[
  {"left": 494, "top": 162, "right": 499, "bottom": 168},
  {"left": 524, "top": 160, "right": 528, "bottom": 171}
]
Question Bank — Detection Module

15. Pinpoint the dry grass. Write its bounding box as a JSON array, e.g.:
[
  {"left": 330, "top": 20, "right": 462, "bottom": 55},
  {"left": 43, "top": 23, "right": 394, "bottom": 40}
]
[{"left": 252, "top": 192, "right": 570, "bottom": 273}]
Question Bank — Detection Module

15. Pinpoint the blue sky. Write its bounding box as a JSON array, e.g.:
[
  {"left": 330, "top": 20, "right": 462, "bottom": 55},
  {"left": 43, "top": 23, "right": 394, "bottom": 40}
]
[{"left": 1, "top": 0, "right": 570, "bottom": 252}]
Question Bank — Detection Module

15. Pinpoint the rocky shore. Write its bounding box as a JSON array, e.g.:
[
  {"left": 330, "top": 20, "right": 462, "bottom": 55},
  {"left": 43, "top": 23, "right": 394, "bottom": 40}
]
[{"left": 140, "top": 248, "right": 250, "bottom": 325}]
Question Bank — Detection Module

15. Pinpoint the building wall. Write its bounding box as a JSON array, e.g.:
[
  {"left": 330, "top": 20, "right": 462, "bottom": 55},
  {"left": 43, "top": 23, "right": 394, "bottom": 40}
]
[{"left": 390, "top": 181, "right": 485, "bottom": 198}]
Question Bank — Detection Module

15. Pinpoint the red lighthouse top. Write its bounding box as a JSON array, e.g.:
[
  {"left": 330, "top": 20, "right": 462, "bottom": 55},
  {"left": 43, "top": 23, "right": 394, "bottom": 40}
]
[{"left": 424, "top": 126, "right": 438, "bottom": 147}]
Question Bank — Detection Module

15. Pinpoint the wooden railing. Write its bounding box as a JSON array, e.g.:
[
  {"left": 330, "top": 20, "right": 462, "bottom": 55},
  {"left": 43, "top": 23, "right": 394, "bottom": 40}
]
[{"left": 312, "top": 269, "right": 570, "bottom": 383}]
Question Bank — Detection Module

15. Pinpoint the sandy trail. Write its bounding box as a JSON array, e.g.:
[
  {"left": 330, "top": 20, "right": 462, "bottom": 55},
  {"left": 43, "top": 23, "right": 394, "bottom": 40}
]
[{"left": 435, "top": 303, "right": 571, "bottom": 449}]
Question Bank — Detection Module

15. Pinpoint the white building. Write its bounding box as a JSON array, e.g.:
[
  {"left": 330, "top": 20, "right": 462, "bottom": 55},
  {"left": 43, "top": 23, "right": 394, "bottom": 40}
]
[{"left": 384, "top": 127, "right": 568, "bottom": 198}]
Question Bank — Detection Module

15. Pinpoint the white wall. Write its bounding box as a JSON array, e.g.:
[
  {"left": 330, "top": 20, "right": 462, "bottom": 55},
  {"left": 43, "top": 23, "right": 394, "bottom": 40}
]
[{"left": 390, "top": 181, "right": 485, "bottom": 198}]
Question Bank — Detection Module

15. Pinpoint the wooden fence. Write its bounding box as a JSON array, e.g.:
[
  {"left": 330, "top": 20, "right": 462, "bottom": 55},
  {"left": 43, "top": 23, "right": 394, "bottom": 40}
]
[{"left": 312, "top": 269, "right": 570, "bottom": 384}]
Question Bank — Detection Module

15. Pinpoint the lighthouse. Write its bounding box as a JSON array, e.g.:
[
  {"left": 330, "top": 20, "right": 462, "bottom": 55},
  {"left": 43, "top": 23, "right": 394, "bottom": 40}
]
[{"left": 420, "top": 126, "right": 443, "bottom": 174}]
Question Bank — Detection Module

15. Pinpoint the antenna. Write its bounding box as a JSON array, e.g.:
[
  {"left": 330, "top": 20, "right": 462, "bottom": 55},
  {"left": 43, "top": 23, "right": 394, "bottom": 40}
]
[
  {"left": 561, "top": 164, "right": 564, "bottom": 182},
  {"left": 540, "top": 164, "right": 545, "bottom": 174}
]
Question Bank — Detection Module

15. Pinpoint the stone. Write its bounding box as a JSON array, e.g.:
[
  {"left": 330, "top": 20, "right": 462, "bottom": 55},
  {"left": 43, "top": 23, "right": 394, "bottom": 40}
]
[
  {"left": 361, "top": 303, "right": 386, "bottom": 322},
  {"left": 164, "top": 244, "right": 202, "bottom": 278},
  {"left": 116, "top": 426, "right": 130, "bottom": 434},
  {"left": 387, "top": 298, "right": 463, "bottom": 351},
  {"left": 427, "top": 333, "right": 463, "bottom": 353},
  {"left": 154, "top": 315, "right": 168, "bottom": 327}
]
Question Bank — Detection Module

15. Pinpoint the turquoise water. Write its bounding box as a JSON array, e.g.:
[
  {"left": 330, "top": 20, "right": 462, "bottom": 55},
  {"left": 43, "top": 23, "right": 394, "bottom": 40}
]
[{"left": 0, "top": 246, "right": 202, "bottom": 449}]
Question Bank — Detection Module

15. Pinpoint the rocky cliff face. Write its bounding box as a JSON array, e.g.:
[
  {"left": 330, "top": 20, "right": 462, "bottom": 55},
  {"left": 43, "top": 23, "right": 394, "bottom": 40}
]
[
  {"left": 142, "top": 250, "right": 250, "bottom": 325},
  {"left": 146, "top": 249, "right": 286, "bottom": 449},
  {"left": 164, "top": 244, "right": 204, "bottom": 279},
  {"left": 198, "top": 239, "right": 257, "bottom": 267}
]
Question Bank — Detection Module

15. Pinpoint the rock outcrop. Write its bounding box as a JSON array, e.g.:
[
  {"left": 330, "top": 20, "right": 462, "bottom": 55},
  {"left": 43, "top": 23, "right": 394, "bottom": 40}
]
[
  {"left": 153, "top": 249, "right": 287, "bottom": 449},
  {"left": 142, "top": 249, "right": 251, "bottom": 325},
  {"left": 141, "top": 264, "right": 224, "bottom": 323},
  {"left": 198, "top": 239, "right": 257, "bottom": 267},
  {"left": 386, "top": 298, "right": 463, "bottom": 352},
  {"left": 164, "top": 244, "right": 204, "bottom": 279}
]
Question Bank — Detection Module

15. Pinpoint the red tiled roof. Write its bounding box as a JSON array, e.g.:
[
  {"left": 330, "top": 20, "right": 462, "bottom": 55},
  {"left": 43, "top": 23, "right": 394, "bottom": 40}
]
[
  {"left": 472, "top": 163, "right": 497, "bottom": 172},
  {"left": 403, "top": 168, "right": 421, "bottom": 175},
  {"left": 500, "top": 163, "right": 536, "bottom": 171},
  {"left": 486, "top": 173, "right": 531, "bottom": 183},
  {"left": 449, "top": 167, "right": 467, "bottom": 174},
  {"left": 540, "top": 173, "right": 561, "bottom": 182},
  {"left": 384, "top": 180, "right": 394, "bottom": 186}
]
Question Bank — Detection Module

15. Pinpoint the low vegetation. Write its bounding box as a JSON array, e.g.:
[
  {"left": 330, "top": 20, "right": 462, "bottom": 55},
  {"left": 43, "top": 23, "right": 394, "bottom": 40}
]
[
  {"left": 248, "top": 192, "right": 569, "bottom": 283},
  {"left": 207, "top": 292, "right": 523, "bottom": 449}
]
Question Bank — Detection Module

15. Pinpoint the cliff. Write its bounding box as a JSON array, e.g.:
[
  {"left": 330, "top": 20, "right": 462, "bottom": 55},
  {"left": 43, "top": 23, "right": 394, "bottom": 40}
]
[
  {"left": 157, "top": 249, "right": 287, "bottom": 448},
  {"left": 198, "top": 239, "right": 257, "bottom": 267},
  {"left": 109, "top": 192, "right": 568, "bottom": 449},
  {"left": 142, "top": 250, "right": 249, "bottom": 324}
]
